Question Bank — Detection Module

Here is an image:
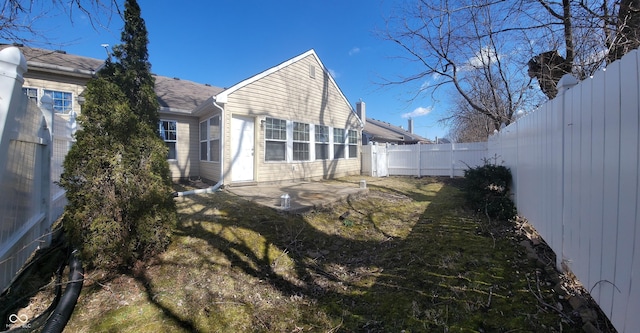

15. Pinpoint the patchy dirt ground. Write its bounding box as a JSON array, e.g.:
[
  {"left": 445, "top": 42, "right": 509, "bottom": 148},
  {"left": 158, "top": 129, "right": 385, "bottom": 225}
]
[{"left": 1, "top": 176, "right": 616, "bottom": 332}]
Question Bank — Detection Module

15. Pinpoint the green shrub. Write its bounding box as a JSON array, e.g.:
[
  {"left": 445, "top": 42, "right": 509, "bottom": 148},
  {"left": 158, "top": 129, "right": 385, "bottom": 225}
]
[
  {"left": 59, "top": 0, "right": 177, "bottom": 270},
  {"left": 462, "top": 161, "right": 516, "bottom": 221}
]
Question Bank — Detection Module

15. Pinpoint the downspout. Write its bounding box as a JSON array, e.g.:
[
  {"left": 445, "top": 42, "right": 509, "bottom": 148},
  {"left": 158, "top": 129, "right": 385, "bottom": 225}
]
[
  {"left": 173, "top": 180, "right": 222, "bottom": 197},
  {"left": 212, "top": 97, "right": 225, "bottom": 184},
  {"left": 171, "top": 97, "right": 225, "bottom": 198}
]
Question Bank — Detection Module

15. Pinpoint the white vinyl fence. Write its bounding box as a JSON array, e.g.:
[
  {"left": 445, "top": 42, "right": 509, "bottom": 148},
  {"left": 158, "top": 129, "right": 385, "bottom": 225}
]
[
  {"left": 488, "top": 50, "right": 640, "bottom": 332},
  {"left": 0, "top": 47, "right": 74, "bottom": 292},
  {"left": 362, "top": 50, "right": 640, "bottom": 332},
  {"left": 362, "top": 142, "right": 487, "bottom": 177}
]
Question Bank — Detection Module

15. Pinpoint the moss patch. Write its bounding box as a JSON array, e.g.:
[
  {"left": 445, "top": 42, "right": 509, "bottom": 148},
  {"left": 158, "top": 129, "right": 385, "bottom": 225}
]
[{"left": 54, "top": 176, "right": 590, "bottom": 332}]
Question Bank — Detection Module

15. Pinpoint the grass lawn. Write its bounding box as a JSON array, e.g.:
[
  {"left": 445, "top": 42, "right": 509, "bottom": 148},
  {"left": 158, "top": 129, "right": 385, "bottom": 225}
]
[{"left": 55, "top": 177, "right": 591, "bottom": 331}]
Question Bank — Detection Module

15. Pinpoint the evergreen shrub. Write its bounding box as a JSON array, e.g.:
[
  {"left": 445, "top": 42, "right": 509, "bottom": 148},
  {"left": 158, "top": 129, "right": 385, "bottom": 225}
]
[{"left": 462, "top": 160, "right": 516, "bottom": 221}]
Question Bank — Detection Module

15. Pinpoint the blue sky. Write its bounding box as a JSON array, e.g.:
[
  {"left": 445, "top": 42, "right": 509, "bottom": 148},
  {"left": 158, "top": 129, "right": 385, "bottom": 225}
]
[{"left": 9, "top": 0, "right": 451, "bottom": 140}]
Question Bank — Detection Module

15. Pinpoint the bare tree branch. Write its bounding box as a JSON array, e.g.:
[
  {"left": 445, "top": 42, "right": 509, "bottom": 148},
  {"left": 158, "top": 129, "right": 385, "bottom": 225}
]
[{"left": 0, "top": 0, "right": 121, "bottom": 45}]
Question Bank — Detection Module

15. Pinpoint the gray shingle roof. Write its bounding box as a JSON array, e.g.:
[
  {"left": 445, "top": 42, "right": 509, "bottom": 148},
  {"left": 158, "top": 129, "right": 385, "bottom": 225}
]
[
  {"left": 1, "top": 44, "right": 104, "bottom": 74},
  {"left": 1, "top": 44, "right": 223, "bottom": 112},
  {"left": 364, "top": 118, "right": 431, "bottom": 144},
  {"left": 154, "top": 75, "right": 223, "bottom": 112}
]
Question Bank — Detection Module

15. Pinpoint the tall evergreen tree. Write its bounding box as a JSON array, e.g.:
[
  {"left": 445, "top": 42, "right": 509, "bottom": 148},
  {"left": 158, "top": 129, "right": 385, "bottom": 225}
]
[{"left": 60, "top": 0, "right": 177, "bottom": 270}]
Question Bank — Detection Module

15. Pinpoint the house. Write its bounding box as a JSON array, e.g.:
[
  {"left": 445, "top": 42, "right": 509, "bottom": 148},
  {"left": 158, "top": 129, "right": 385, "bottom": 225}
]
[
  {"left": 1, "top": 44, "right": 363, "bottom": 185},
  {"left": 354, "top": 101, "right": 430, "bottom": 144}
]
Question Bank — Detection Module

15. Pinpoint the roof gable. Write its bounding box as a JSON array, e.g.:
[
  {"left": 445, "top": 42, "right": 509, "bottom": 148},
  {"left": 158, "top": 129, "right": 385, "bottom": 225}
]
[{"left": 215, "top": 49, "right": 353, "bottom": 113}]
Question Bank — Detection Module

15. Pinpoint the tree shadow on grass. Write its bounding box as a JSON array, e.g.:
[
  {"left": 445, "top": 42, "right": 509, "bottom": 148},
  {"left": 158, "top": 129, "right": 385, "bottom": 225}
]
[{"left": 136, "top": 178, "right": 581, "bottom": 332}]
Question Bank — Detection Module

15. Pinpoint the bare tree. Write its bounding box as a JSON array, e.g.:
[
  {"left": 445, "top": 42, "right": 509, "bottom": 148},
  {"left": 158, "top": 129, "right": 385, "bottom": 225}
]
[
  {"left": 383, "top": 0, "right": 537, "bottom": 130},
  {"left": 384, "top": 0, "right": 640, "bottom": 139},
  {"left": 0, "top": 0, "right": 120, "bottom": 45},
  {"left": 444, "top": 98, "right": 497, "bottom": 142}
]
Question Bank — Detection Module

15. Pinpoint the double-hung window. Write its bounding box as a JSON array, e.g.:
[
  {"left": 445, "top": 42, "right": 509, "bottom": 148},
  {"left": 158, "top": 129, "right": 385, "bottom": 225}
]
[
  {"left": 159, "top": 120, "right": 177, "bottom": 160},
  {"left": 293, "top": 122, "right": 310, "bottom": 161},
  {"left": 265, "top": 117, "right": 287, "bottom": 161},
  {"left": 43, "top": 90, "right": 73, "bottom": 114},
  {"left": 315, "top": 125, "right": 329, "bottom": 160},
  {"left": 348, "top": 130, "right": 358, "bottom": 158},
  {"left": 200, "top": 116, "right": 221, "bottom": 162},
  {"left": 333, "top": 128, "right": 345, "bottom": 159}
]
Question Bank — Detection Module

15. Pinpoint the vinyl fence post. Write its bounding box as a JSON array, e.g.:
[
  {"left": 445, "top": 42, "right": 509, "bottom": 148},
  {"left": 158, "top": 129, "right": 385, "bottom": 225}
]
[
  {"left": 450, "top": 142, "right": 455, "bottom": 178},
  {"left": 417, "top": 142, "right": 421, "bottom": 177}
]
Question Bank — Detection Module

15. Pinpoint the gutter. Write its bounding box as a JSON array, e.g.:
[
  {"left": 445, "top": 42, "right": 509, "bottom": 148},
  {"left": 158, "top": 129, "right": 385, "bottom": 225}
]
[
  {"left": 171, "top": 97, "right": 225, "bottom": 198},
  {"left": 27, "top": 61, "right": 96, "bottom": 78}
]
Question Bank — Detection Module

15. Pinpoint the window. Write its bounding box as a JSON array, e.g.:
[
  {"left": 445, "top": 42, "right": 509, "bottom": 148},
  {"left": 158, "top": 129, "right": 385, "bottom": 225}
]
[
  {"left": 315, "top": 125, "right": 329, "bottom": 160},
  {"left": 43, "top": 90, "right": 73, "bottom": 114},
  {"left": 209, "top": 116, "right": 221, "bottom": 162},
  {"left": 23, "top": 88, "right": 38, "bottom": 104},
  {"left": 159, "top": 120, "right": 177, "bottom": 160},
  {"left": 265, "top": 117, "right": 287, "bottom": 161},
  {"left": 348, "top": 130, "right": 358, "bottom": 158},
  {"left": 200, "top": 116, "right": 221, "bottom": 162},
  {"left": 200, "top": 121, "right": 207, "bottom": 161},
  {"left": 333, "top": 128, "right": 345, "bottom": 159},
  {"left": 293, "top": 122, "right": 309, "bottom": 161}
]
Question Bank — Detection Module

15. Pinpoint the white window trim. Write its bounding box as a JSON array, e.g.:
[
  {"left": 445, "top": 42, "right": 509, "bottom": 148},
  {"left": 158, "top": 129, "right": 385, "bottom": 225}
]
[
  {"left": 159, "top": 119, "right": 177, "bottom": 161},
  {"left": 263, "top": 118, "right": 359, "bottom": 163},
  {"left": 292, "top": 121, "right": 310, "bottom": 161},
  {"left": 43, "top": 89, "right": 74, "bottom": 114},
  {"left": 200, "top": 115, "right": 221, "bottom": 162},
  {"left": 265, "top": 117, "right": 288, "bottom": 162}
]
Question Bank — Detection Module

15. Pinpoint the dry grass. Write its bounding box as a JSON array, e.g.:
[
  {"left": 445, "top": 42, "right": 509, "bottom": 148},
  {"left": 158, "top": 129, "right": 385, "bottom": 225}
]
[{"left": 3, "top": 176, "right": 608, "bottom": 332}]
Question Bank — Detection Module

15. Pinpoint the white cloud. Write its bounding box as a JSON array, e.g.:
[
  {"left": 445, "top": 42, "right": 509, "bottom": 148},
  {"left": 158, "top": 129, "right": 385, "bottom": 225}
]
[
  {"left": 328, "top": 68, "right": 339, "bottom": 79},
  {"left": 464, "top": 46, "right": 501, "bottom": 70},
  {"left": 348, "top": 47, "right": 361, "bottom": 56},
  {"left": 402, "top": 106, "right": 433, "bottom": 119}
]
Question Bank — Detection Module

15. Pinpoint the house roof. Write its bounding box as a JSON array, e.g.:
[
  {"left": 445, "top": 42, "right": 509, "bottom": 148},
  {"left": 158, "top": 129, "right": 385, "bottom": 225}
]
[
  {"left": 1, "top": 44, "right": 223, "bottom": 112},
  {"left": 154, "top": 75, "right": 224, "bottom": 113},
  {"left": 364, "top": 118, "right": 431, "bottom": 144},
  {"left": 1, "top": 44, "right": 104, "bottom": 77}
]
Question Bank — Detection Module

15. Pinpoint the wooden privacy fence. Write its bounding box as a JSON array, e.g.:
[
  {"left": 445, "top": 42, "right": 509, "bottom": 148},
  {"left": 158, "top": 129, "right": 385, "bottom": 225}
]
[
  {"left": 488, "top": 50, "right": 640, "bottom": 332},
  {"left": 362, "top": 142, "right": 488, "bottom": 178},
  {"left": 0, "top": 47, "right": 73, "bottom": 292}
]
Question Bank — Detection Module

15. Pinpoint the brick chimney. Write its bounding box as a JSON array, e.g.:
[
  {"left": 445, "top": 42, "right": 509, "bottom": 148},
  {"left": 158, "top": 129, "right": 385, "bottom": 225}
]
[
  {"left": 356, "top": 100, "right": 366, "bottom": 125},
  {"left": 408, "top": 118, "right": 414, "bottom": 134}
]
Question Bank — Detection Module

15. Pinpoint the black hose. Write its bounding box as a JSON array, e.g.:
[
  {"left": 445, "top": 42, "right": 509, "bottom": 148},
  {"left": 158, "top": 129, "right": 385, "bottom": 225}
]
[
  {"left": 40, "top": 250, "right": 83, "bottom": 333},
  {"left": 1, "top": 232, "right": 66, "bottom": 332}
]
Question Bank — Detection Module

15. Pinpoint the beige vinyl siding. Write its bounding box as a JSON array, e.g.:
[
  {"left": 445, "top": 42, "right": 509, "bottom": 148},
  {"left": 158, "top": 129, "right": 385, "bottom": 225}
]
[
  {"left": 23, "top": 74, "right": 89, "bottom": 115},
  {"left": 160, "top": 113, "right": 200, "bottom": 180},
  {"left": 222, "top": 54, "right": 361, "bottom": 184}
]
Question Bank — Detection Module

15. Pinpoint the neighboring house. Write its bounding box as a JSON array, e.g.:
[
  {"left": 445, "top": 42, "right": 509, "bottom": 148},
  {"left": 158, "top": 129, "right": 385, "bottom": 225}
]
[
  {"left": 355, "top": 102, "right": 430, "bottom": 145},
  {"left": 1, "top": 44, "right": 363, "bottom": 185},
  {"left": 2, "top": 46, "right": 103, "bottom": 115},
  {"left": 362, "top": 118, "right": 431, "bottom": 145}
]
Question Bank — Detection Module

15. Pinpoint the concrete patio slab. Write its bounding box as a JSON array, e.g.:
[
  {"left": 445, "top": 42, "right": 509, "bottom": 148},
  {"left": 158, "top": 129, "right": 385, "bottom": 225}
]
[{"left": 225, "top": 179, "right": 369, "bottom": 213}]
